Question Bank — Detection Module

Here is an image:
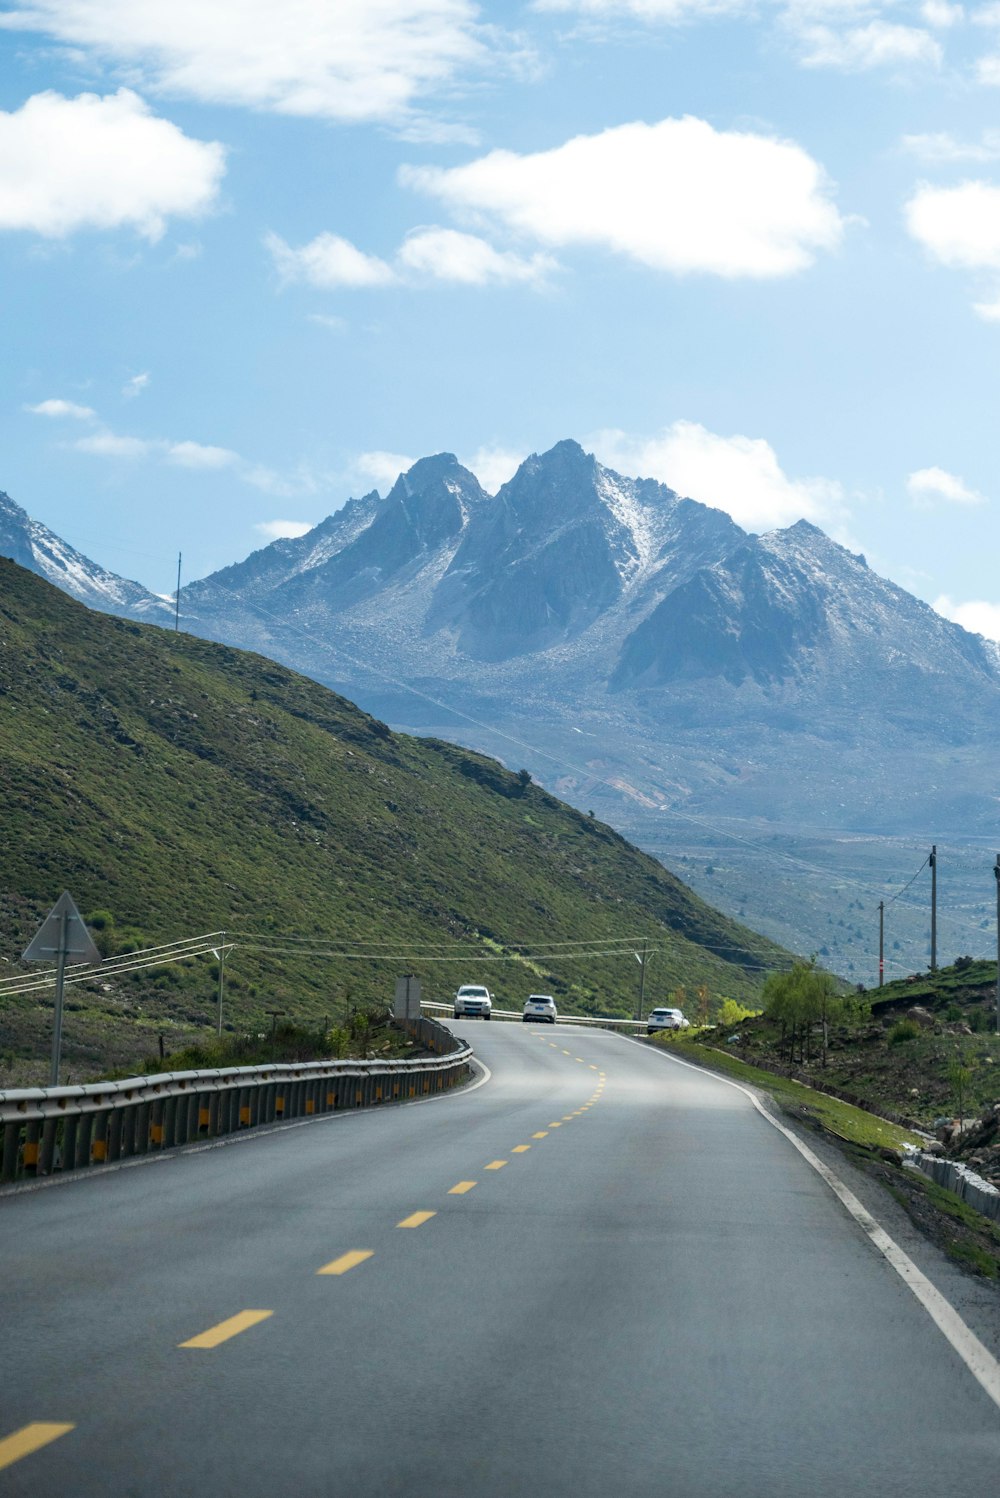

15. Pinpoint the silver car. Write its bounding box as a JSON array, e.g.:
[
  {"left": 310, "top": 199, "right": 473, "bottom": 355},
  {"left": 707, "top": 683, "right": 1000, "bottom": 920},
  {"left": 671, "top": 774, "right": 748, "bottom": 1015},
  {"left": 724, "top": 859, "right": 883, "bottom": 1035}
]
[
  {"left": 454, "top": 984, "right": 492, "bottom": 1020},
  {"left": 523, "top": 994, "right": 557, "bottom": 1024}
]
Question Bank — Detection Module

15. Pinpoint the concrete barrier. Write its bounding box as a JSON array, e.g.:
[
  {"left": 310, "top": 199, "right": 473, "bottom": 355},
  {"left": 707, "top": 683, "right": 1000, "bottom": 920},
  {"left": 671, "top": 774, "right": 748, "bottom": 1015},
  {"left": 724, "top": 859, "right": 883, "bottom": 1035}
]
[{"left": 904, "top": 1148, "right": 1000, "bottom": 1225}]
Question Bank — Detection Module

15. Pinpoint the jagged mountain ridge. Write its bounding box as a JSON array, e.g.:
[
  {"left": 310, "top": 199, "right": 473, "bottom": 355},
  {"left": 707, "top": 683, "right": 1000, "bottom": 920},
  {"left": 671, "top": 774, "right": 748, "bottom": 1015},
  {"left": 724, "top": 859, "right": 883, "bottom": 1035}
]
[
  {"left": 0, "top": 489, "right": 170, "bottom": 621},
  {"left": 6, "top": 443, "right": 1000, "bottom": 977}
]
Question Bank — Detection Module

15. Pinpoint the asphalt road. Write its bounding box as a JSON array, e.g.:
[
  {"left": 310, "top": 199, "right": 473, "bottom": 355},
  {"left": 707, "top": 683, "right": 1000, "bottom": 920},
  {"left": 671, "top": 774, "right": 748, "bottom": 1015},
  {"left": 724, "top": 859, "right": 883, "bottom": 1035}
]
[{"left": 2, "top": 1022, "right": 1000, "bottom": 1497}]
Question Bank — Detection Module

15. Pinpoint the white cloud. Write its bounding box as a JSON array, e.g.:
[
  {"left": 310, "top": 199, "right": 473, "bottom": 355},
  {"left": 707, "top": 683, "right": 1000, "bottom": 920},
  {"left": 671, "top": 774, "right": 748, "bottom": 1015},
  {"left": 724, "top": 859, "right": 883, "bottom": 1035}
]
[
  {"left": 266, "top": 231, "right": 396, "bottom": 289},
  {"left": 25, "top": 398, "right": 96, "bottom": 419},
  {"left": 463, "top": 443, "right": 524, "bottom": 492},
  {"left": 921, "top": 0, "right": 963, "bottom": 24},
  {"left": 353, "top": 450, "right": 417, "bottom": 489},
  {"left": 901, "top": 129, "right": 1000, "bottom": 162},
  {"left": 934, "top": 594, "right": 1000, "bottom": 640},
  {"left": 905, "top": 179, "right": 1000, "bottom": 269},
  {"left": 397, "top": 226, "right": 556, "bottom": 284},
  {"left": 0, "top": 0, "right": 487, "bottom": 126},
  {"left": 795, "top": 21, "right": 942, "bottom": 70},
  {"left": 123, "top": 371, "right": 150, "bottom": 398},
  {"left": 254, "top": 519, "right": 313, "bottom": 540},
  {"left": 75, "top": 431, "right": 153, "bottom": 459},
  {"left": 975, "top": 51, "right": 1000, "bottom": 81},
  {"left": 307, "top": 312, "right": 349, "bottom": 332},
  {"left": 591, "top": 420, "right": 844, "bottom": 530},
  {"left": 401, "top": 116, "right": 844, "bottom": 279},
  {"left": 534, "top": 0, "right": 747, "bottom": 17},
  {"left": 972, "top": 292, "right": 1000, "bottom": 318},
  {"left": 907, "top": 465, "right": 986, "bottom": 505},
  {"left": 166, "top": 440, "right": 241, "bottom": 469},
  {"left": 267, "top": 225, "right": 553, "bottom": 289},
  {"left": 0, "top": 89, "right": 224, "bottom": 239}
]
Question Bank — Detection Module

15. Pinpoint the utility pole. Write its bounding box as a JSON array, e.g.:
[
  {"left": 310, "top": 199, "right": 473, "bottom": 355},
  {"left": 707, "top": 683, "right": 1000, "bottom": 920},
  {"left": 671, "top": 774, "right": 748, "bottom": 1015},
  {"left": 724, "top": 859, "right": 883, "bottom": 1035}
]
[
  {"left": 994, "top": 855, "right": 999, "bottom": 1036},
  {"left": 174, "top": 551, "right": 182, "bottom": 633},
  {"left": 878, "top": 900, "right": 884, "bottom": 989},
  {"left": 216, "top": 933, "right": 227, "bottom": 1038},
  {"left": 635, "top": 939, "right": 648, "bottom": 1023},
  {"left": 930, "top": 844, "right": 937, "bottom": 973}
]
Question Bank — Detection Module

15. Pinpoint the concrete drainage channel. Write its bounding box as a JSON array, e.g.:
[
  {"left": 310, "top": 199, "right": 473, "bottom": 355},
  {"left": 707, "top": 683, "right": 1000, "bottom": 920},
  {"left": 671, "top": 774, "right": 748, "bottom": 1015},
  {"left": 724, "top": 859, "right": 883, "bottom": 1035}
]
[
  {"left": 905, "top": 1148, "right": 1000, "bottom": 1225},
  {"left": 0, "top": 1017, "right": 471, "bottom": 1187}
]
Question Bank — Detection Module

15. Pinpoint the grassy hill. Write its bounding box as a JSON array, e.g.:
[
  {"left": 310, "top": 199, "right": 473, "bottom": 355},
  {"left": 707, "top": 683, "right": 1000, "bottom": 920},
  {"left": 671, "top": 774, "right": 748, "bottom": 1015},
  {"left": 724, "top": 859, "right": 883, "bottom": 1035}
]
[
  {"left": 684, "top": 957, "right": 1000, "bottom": 1129},
  {"left": 0, "top": 560, "right": 791, "bottom": 1082}
]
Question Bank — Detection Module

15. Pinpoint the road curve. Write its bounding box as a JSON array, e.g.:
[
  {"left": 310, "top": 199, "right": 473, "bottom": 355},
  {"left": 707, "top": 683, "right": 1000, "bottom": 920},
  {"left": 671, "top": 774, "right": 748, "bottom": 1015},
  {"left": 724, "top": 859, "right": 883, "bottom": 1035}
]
[{"left": 1, "top": 1022, "right": 999, "bottom": 1496}]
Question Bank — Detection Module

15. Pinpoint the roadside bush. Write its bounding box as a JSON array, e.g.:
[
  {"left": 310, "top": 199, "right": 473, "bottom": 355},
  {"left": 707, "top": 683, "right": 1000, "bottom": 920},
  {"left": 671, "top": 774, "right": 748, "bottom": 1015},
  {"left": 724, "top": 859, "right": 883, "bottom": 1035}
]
[{"left": 889, "top": 1019, "right": 921, "bottom": 1045}]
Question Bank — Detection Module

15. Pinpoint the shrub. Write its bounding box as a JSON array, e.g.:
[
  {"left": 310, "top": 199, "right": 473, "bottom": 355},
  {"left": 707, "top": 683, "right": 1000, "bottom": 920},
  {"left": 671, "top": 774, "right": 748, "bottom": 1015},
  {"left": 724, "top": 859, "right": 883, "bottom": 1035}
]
[{"left": 889, "top": 1019, "right": 921, "bottom": 1045}]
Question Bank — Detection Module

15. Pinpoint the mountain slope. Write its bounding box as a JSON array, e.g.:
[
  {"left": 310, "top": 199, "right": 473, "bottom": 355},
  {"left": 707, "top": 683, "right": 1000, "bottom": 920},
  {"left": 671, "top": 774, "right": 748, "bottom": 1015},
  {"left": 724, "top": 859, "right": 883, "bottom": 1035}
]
[
  {"left": 0, "top": 560, "right": 785, "bottom": 1078},
  {"left": 0, "top": 489, "right": 171, "bottom": 621}
]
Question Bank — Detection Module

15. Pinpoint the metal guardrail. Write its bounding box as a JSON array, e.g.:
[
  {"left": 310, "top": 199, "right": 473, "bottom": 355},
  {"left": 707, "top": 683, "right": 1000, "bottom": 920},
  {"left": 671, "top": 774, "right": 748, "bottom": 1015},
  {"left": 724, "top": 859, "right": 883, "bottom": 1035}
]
[
  {"left": 0, "top": 1018, "right": 472, "bottom": 1186},
  {"left": 421, "top": 1000, "right": 649, "bottom": 1031}
]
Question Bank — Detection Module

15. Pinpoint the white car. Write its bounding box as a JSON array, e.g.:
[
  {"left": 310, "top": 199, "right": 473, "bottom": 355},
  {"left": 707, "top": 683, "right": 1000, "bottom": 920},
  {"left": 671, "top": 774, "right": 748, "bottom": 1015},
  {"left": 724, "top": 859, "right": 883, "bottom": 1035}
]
[
  {"left": 647, "top": 1007, "right": 690, "bottom": 1035},
  {"left": 522, "top": 994, "right": 557, "bottom": 1024},
  {"left": 454, "top": 984, "right": 492, "bottom": 1020}
]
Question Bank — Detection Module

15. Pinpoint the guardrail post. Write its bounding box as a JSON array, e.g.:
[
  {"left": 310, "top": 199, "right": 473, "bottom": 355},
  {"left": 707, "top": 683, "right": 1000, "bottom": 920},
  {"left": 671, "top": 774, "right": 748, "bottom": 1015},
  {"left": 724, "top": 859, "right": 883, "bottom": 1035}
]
[
  {"left": 149, "top": 1099, "right": 165, "bottom": 1149},
  {"left": 61, "top": 1114, "right": 79, "bottom": 1171},
  {"left": 162, "top": 1096, "right": 177, "bottom": 1149},
  {"left": 39, "top": 1117, "right": 58, "bottom": 1175},
  {"left": 75, "top": 1113, "right": 93, "bottom": 1168},
  {"left": 106, "top": 1108, "right": 123, "bottom": 1162},
  {"left": 238, "top": 1087, "right": 251, "bottom": 1128},
  {"left": 23, "top": 1119, "right": 41, "bottom": 1175},
  {"left": 2, "top": 1119, "right": 22, "bottom": 1182},
  {"left": 134, "top": 1101, "right": 149, "bottom": 1153},
  {"left": 91, "top": 1110, "right": 109, "bottom": 1164}
]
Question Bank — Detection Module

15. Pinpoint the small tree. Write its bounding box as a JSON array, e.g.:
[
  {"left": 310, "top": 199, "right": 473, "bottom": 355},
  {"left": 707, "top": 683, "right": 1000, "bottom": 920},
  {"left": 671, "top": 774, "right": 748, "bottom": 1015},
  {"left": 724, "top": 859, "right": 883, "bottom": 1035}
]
[{"left": 763, "top": 958, "right": 841, "bottom": 1068}]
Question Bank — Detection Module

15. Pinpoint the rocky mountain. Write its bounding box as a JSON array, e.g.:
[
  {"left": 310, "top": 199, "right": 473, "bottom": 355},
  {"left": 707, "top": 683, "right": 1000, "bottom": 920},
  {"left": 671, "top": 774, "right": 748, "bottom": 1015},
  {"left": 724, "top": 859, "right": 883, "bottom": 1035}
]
[
  {"left": 8, "top": 442, "right": 1000, "bottom": 977},
  {"left": 0, "top": 489, "right": 170, "bottom": 621}
]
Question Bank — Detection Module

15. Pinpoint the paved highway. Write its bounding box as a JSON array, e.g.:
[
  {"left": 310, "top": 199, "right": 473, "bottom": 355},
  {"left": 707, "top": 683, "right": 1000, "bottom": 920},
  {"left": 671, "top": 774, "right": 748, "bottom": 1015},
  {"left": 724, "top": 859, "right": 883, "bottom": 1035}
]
[{"left": 2, "top": 1022, "right": 1000, "bottom": 1496}]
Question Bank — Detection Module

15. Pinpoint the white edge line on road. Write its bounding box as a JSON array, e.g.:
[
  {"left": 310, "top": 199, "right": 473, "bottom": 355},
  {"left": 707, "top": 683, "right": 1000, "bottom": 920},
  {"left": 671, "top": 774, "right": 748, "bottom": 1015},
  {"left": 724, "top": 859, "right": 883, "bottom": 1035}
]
[
  {"left": 612, "top": 1031, "right": 1000, "bottom": 1414},
  {"left": 0, "top": 1056, "right": 494, "bottom": 1199}
]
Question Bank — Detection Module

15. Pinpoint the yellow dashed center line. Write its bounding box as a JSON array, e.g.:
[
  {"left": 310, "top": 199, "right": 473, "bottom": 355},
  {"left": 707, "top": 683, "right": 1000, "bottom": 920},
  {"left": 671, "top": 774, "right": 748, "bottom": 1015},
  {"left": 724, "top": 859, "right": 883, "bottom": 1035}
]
[
  {"left": 562, "top": 1049, "right": 572, "bottom": 1055},
  {"left": 179, "top": 1310, "right": 273, "bottom": 1349},
  {"left": 512, "top": 1144, "right": 531, "bottom": 1153},
  {"left": 549, "top": 1122, "right": 562, "bottom": 1128},
  {"left": 0, "top": 1424, "right": 74, "bottom": 1473},
  {"left": 317, "top": 1250, "right": 374, "bottom": 1276},
  {"left": 532, "top": 1131, "right": 548, "bottom": 1139},
  {"left": 590, "top": 1064, "right": 599, "bottom": 1070},
  {"left": 397, "top": 1211, "right": 436, "bottom": 1229},
  {"left": 449, "top": 1180, "right": 477, "bottom": 1195},
  {"left": 485, "top": 1159, "right": 508, "bottom": 1170},
  {"left": 562, "top": 1115, "right": 575, "bottom": 1121}
]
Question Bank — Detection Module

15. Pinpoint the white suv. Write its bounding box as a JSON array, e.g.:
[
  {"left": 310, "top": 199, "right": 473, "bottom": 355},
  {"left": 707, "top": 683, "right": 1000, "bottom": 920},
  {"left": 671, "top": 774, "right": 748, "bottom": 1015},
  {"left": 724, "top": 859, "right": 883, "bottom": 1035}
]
[
  {"left": 647, "top": 1007, "right": 690, "bottom": 1035},
  {"left": 523, "top": 995, "right": 557, "bottom": 1024},
  {"left": 454, "top": 984, "right": 492, "bottom": 1020}
]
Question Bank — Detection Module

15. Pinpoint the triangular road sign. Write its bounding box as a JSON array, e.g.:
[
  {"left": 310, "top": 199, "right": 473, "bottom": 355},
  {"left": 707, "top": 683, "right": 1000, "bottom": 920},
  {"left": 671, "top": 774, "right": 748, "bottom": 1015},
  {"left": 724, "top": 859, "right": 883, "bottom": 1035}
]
[{"left": 22, "top": 891, "right": 102, "bottom": 966}]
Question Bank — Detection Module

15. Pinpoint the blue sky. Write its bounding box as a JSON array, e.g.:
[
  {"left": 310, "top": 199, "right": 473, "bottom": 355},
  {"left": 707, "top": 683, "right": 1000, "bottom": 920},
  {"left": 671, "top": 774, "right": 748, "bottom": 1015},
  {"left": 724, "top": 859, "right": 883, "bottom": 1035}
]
[{"left": 2, "top": 0, "right": 1000, "bottom": 637}]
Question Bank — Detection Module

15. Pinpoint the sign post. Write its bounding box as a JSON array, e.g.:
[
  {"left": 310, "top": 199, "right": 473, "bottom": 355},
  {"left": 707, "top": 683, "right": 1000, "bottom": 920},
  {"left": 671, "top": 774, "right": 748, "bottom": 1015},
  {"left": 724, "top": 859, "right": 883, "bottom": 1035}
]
[{"left": 22, "top": 892, "right": 101, "bottom": 1087}]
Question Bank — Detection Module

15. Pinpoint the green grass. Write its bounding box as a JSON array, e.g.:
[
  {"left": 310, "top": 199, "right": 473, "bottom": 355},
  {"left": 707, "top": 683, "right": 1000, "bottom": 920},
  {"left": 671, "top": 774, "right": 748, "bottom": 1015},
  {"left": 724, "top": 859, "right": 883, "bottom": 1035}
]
[
  {"left": 0, "top": 562, "right": 792, "bottom": 1080},
  {"left": 655, "top": 1035, "right": 923, "bottom": 1149}
]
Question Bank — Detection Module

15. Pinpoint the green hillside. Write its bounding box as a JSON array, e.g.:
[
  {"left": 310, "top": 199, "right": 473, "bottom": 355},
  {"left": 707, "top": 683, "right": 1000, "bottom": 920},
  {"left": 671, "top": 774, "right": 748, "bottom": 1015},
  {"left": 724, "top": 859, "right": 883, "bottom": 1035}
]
[{"left": 0, "top": 560, "right": 791, "bottom": 1081}]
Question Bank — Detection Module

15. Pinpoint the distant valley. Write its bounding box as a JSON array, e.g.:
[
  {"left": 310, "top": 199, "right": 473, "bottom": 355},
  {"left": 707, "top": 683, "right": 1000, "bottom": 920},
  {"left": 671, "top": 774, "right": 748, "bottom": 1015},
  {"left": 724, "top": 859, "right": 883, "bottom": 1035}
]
[{"left": 4, "top": 439, "right": 997, "bottom": 982}]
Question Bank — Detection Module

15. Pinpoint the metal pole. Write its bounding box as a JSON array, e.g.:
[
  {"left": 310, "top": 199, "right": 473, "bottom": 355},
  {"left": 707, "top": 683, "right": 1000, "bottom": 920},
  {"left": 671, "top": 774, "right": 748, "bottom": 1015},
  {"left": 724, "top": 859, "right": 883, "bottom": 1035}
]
[
  {"left": 174, "top": 551, "right": 182, "bottom": 633},
  {"left": 930, "top": 845, "right": 937, "bottom": 973},
  {"left": 994, "top": 855, "right": 999, "bottom": 1036},
  {"left": 878, "top": 900, "right": 884, "bottom": 988},
  {"left": 216, "top": 935, "right": 226, "bottom": 1037},
  {"left": 636, "top": 939, "right": 648, "bottom": 1023},
  {"left": 50, "top": 907, "right": 69, "bottom": 1087}
]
